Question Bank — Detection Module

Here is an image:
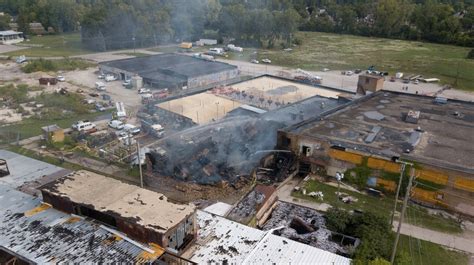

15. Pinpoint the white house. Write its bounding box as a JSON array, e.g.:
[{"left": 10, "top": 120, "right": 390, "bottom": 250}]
[{"left": 0, "top": 30, "right": 24, "bottom": 44}]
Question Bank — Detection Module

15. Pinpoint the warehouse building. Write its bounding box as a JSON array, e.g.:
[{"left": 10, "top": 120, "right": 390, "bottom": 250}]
[
  {"left": 41, "top": 170, "right": 197, "bottom": 254},
  {"left": 277, "top": 91, "right": 474, "bottom": 216},
  {"left": 0, "top": 30, "right": 24, "bottom": 44},
  {"left": 99, "top": 53, "right": 239, "bottom": 90}
]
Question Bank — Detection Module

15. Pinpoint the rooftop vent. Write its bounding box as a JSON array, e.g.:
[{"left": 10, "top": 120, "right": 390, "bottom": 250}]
[{"left": 405, "top": 110, "right": 420, "bottom": 124}]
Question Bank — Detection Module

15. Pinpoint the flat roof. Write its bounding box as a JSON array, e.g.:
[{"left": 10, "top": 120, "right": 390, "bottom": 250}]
[
  {"left": 0, "top": 185, "right": 163, "bottom": 263},
  {"left": 100, "top": 53, "right": 237, "bottom": 81},
  {"left": 286, "top": 91, "right": 474, "bottom": 172},
  {"left": 41, "top": 170, "right": 195, "bottom": 233},
  {"left": 187, "top": 210, "right": 351, "bottom": 264},
  {"left": 0, "top": 150, "right": 70, "bottom": 191},
  {"left": 156, "top": 91, "right": 242, "bottom": 124},
  {"left": 0, "top": 30, "right": 22, "bottom": 35}
]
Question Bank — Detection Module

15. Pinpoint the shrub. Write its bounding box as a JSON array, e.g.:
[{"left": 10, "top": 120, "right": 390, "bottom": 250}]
[{"left": 467, "top": 49, "right": 474, "bottom": 59}]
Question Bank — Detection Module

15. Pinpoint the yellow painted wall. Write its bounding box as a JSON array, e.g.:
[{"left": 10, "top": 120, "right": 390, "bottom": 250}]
[
  {"left": 411, "top": 188, "right": 449, "bottom": 208},
  {"left": 328, "top": 149, "right": 363, "bottom": 165},
  {"left": 418, "top": 169, "right": 448, "bottom": 185},
  {"left": 367, "top": 157, "right": 400, "bottom": 173},
  {"left": 376, "top": 178, "right": 397, "bottom": 192},
  {"left": 454, "top": 177, "right": 474, "bottom": 192}
]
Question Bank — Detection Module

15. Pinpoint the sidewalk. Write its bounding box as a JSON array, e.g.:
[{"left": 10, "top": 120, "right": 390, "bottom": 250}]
[{"left": 392, "top": 221, "right": 474, "bottom": 254}]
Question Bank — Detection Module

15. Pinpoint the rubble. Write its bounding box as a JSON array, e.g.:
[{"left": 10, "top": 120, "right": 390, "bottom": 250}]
[{"left": 262, "top": 201, "right": 355, "bottom": 255}]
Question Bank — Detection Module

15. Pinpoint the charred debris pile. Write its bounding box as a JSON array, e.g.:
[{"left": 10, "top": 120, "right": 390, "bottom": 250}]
[{"left": 147, "top": 116, "right": 285, "bottom": 185}]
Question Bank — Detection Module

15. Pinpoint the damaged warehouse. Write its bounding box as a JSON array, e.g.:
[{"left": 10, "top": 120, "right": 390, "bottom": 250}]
[{"left": 41, "top": 170, "right": 197, "bottom": 254}]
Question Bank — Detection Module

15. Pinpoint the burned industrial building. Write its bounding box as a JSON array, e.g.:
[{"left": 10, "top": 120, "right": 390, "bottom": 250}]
[
  {"left": 40, "top": 170, "right": 197, "bottom": 254},
  {"left": 99, "top": 53, "right": 239, "bottom": 90},
  {"left": 277, "top": 91, "right": 474, "bottom": 216},
  {"left": 144, "top": 86, "right": 350, "bottom": 188},
  {"left": 262, "top": 201, "right": 359, "bottom": 256}
]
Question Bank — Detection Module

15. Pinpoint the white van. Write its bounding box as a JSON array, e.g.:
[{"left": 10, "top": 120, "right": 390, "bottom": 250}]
[{"left": 72, "top": 121, "right": 96, "bottom": 132}]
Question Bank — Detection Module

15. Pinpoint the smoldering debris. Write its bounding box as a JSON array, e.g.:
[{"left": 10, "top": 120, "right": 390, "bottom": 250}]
[
  {"left": 262, "top": 201, "right": 355, "bottom": 255},
  {"left": 147, "top": 116, "right": 284, "bottom": 185}
]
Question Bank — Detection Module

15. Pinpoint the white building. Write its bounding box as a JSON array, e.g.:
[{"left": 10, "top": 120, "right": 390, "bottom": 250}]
[{"left": 0, "top": 30, "right": 24, "bottom": 44}]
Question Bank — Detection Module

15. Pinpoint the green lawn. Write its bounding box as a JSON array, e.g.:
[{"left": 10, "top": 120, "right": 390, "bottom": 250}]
[
  {"left": 0, "top": 111, "right": 109, "bottom": 144},
  {"left": 241, "top": 32, "right": 474, "bottom": 91},
  {"left": 398, "top": 234, "right": 469, "bottom": 265},
  {"left": 5, "top": 33, "right": 92, "bottom": 57},
  {"left": 294, "top": 179, "right": 463, "bottom": 234}
]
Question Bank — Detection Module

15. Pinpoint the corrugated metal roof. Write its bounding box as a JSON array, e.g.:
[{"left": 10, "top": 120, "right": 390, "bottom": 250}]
[
  {"left": 203, "top": 202, "right": 233, "bottom": 217},
  {"left": 189, "top": 210, "right": 351, "bottom": 265},
  {"left": 0, "top": 150, "right": 68, "bottom": 189},
  {"left": 0, "top": 185, "right": 161, "bottom": 263}
]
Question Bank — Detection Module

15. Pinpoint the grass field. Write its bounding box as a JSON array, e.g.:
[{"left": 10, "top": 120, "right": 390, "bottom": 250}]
[
  {"left": 6, "top": 33, "right": 90, "bottom": 57},
  {"left": 254, "top": 32, "right": 474, "bottom": 91},
  {"left": 398, "top": 234, "right": 469, "bottom": 265},
  {"left": 293, "top": 179, "right": 463, "bottom": 234},
  {"left": 0, "top": 111, "right": 110, "bottom": 144}
]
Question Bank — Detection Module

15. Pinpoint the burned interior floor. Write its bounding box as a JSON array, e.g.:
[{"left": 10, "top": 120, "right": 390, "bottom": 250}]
[{"left": 262, "top": 201, "right": 358, "bottom": 256}]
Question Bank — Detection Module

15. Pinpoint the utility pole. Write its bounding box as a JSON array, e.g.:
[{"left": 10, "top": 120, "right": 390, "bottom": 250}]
[
  {"left": 390, "top": 161, "right": 412, "bottom": 225},
  {"left": 136, "top": 141, "right": 143, "bottom": 188},
  {"left": 390, "top": 167, "right": 416, "bottom": 264}
]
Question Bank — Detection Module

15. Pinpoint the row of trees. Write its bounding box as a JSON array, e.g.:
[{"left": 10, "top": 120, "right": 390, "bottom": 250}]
[
  {"left": 1, "top": 0, "right": 473, "bottom": 48},
  {"left": 293, "top": 0, "right": 474, "bottom": 46}
]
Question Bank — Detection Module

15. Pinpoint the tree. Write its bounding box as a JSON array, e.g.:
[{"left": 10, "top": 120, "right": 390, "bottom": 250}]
[{"left": 0, "top": 13, "right": 12, "bottom": 30}]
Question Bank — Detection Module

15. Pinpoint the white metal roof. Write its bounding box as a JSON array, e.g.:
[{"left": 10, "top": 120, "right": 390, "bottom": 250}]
[
  {"left": 204, "top": 202, "right": 233, "bottom": 216},
  {"left": 0, "top": 149, "right": 67, "bottom": 189},
  {"left": 189, "top": 210, "right": 351, "bottom": 265},
  {"left": 0, "top": 185, "right": 162, "bottom": 263},
  {"left": 0, "top": 30, "right": 22, "bottom": 35}
]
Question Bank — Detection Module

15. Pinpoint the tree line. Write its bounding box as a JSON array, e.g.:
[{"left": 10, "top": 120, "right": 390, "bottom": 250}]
[
  {"left": 1, "top": 0, "right": 473, "bottom": 49},
  {"left": 294, "top": 0, "right": 474, "bottom": 47}
]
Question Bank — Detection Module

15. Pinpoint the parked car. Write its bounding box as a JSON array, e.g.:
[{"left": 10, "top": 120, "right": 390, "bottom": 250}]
[
  {"left": 98, "top": 74, "right": 105, "bottom": 79},
  {"left": 122, "top": 80, "right": 131, "bottom": 86},
  {"left": 322, "top": 68, "right": 330, "bottom": 72},
  {"left": 95, "top": 82, "right": 106, "bottom": 91},
  {"left": 84, "top": 99, "right": 96, "bottom": 104},
  {"left": 345, "top": 71, "right": 354, "bottom": 76},
  {"left": 138, "top": 88, "right": 151, "bottom": 94},
  {"left": 72, "top": 121, "right": 96, "bottom": 132},
  {"left": 95, "top": 103, "right": 106, "bottom": 112},
  {"left": 105, "top": 75, "right": 117, "bottom": 82},
  {"left": 413, "top": 79, "right": 419, "bottom": 84},
  {"left": 354, "top": 69, "right": 362, "bottom": 74},
  {"left": 261, "top": 58, "right": 271, "bottom": 64},
  {"left": 89, "top": 92, "right": 99, "bottom": 97},
  {"left": 56, "top": 76, "right": 66, "bottom": 82},
  {"left": 123, "top": 124, "right": 141, "bottom": 135},
  {"left": 250, "top": 59, "right": 259, "bottom": 64},
  {"left": 390, "top": 76, "right": 396, "bottom": 82},
  {"left": 108, "top": 120, "right": 124, "bottom": 130}
]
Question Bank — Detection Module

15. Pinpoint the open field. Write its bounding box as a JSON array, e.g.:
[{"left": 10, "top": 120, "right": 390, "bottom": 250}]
[
  {"left": 4, "top": 33, "right": 91, "bottom": 57},
  {"left": 293, "top": 179, "right": 463, "bottom": 234},
  {"left": 156, "top": 92, "right": 241, "bottom": 124},
  {"left": 0, "top": 111, "right": 110, "bottom": 144},
  {"left": 251, "top": 32, "right": 474, "bottom": 91}
]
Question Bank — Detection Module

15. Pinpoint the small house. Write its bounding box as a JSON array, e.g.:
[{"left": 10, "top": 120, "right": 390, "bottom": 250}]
[{"left": 41, "top": 124, "right": 64, "bottom": 143}]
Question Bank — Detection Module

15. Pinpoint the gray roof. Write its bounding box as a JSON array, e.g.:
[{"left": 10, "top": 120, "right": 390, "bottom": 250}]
[
  {"left": 0, "top": 150, "right": 68, "bottom": 191},
  {"left": 0, "top": 185, "right": 161, "bottom": 263},
  {"left": 100, "top": 53, "right": 237, "bottom": 82},
  {"left": 41, "top": 124, "right": 62, "bottom": 132}
]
